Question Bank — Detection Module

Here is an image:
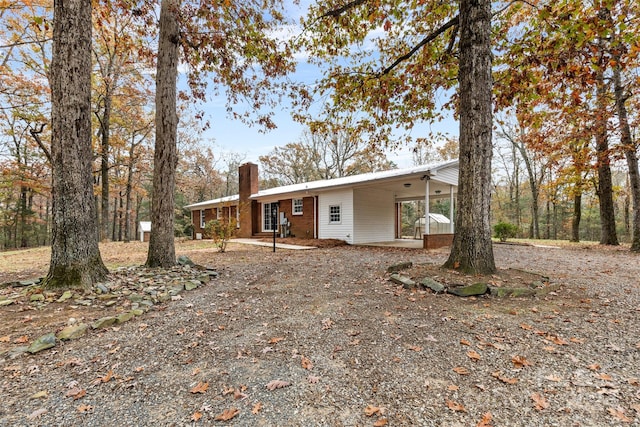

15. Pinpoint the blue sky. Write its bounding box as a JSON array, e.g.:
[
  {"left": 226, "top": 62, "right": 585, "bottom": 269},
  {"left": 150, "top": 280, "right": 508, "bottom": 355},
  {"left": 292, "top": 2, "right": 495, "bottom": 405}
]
[{"left": 191, "top": 1, "right": 460, "bottom": 169}]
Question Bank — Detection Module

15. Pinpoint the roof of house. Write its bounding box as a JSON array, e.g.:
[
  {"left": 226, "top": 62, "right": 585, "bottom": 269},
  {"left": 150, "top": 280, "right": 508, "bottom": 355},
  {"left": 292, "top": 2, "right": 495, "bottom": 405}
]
[
  {"left": 253, "top": 159, "right": 458, "bottom": 200},
  {"left": 185, "top": 194, "right": 239, "bottom": 209},
  {"left": 185, "top": 159, "right": 458, "bottom": 209}
]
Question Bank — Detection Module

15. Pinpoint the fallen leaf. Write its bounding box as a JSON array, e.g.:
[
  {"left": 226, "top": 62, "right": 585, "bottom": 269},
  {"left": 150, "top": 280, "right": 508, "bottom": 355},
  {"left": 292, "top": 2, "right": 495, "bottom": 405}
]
[
  {"left": 492, "top": 371, "right": 518, "bottom": 384},
  {"left": 531, "top": 392, "right": 549, "bottom": 410},
  {"left": 446, "top": 399, "right": 466, "bottom": 412},
  {"left": 512, "top": 355, "right": 532, "bottom": 368},
  {"left": 519, "top": 323, "right": 533, "bottom": 331},
  {"left": 251, "top": 402, "right": 263, "bottom": 414},
  {"left": 30, "top": 390, "right": 48, "bottom": 399},
  {"left": 364, "top": 405, "right": 382, "bottom": 417},
  {"left": 453, "top": 366, "right": 470, "bottom": 375},
  {"left": 545, "top": 374, "right": 562, "bottom": 382},
  {"left": 607, "top": 407, "right": 632, "bottom": 423},
  {"left": 322, "top": 318, "right": 334, "bottom": 330},
  {"left": 14, "top": 335, "right": 29, "bottom": 344},
  {"left": 26, "top": 408, "right": 47, "bottom": 420},
  {"left": 77, "top": 404, "right": 93, "bottom": 413},
  {"left": 0, "top": 335, "right": 9, "bottom": 343},
  {"left": 233, "top": 388, "right": 247, "bottom": 400},
  {"left": 99, "top": 369, "right": 114, "bottom": 383},
  {"left": 265, "top": 380, "right": 290, "bottom": 390},
  {"left": 66, "top": 387, "right": 86, "bottom": 400},
  {"left": 301, "top": 356, "right": 313, "bottom": 370},
  {"left": 447, "top": 384, "right": 459, "bottom": 391},
  {"left": 308, "top": 375, "right": 320, "bottom": 384},
  {"left": 476, "top": 412, "right": 493, "bottom": 427},
  {"left": 547, "top": 335, "right": 568, "bottom": 345},
  {"left": 467, "top": 350, "right": 481, "bottom": 361},
  {"left": 214, "top": 407, "right": 239, "bottom": 421},
  {"left": 192, "top": 368, "right": 201, "bottom": 376},
  {"left": 588, "top": 363, "right": 601, "bottom": 371},
  {"left": 374, "top": 418, "right": 388, "bottom": 426},
  {"left": 268, "top": 337, "right": 284, "bottom": 344},
  {"left": 191, "top": 411, "right": 202, "bottom": 421},
  {"left": 597, "top": 373, "right": 613, "bottom": 381},
  {"left": 190, "top": 381, "right": 209, "bottom": 394},
  {"left": 408, "top": 345, "right": 423, "bottom": 352},
  {"left": 570, "top": 337, "right": 585, "bottom": 344},
  {"left": 460, "top": 339, "right": 471, "bottom": 346}
]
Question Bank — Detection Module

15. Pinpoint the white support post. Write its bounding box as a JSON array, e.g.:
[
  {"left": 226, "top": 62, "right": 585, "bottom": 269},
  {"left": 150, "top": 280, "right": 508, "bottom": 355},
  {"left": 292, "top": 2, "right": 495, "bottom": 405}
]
[
  {"left": 424, "top": 178, "right": 430, "bottom": 235},
  {"left": 449, "top": 184, "right": 455, "bottom": 233}
]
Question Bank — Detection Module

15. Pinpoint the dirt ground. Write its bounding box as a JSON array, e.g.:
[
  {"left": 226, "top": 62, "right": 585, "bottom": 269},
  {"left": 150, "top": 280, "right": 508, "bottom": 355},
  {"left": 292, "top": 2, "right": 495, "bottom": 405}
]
[{"left": 1, "top": 240, "right": 639, "bottom": 426}]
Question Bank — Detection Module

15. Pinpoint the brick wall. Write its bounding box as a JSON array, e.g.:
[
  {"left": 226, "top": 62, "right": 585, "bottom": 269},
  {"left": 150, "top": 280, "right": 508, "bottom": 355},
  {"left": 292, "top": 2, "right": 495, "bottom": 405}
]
[{"left": 423, "top": 233, "right": 454, "bottom": 249}]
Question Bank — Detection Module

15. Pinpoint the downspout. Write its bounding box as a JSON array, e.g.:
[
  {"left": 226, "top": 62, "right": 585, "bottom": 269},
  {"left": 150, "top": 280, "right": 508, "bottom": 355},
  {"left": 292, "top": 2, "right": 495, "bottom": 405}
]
[
  {"left": 314, "top": 196, "right": 317, "bottom": 239},
  {"left": 450, "top": 184, "right": 455, "bottom": 234}
]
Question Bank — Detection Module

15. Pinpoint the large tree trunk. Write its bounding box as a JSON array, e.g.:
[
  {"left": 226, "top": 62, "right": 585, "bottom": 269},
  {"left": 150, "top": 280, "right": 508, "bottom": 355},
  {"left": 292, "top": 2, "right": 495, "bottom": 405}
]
[
  {"left": 594, "top": 68, "right": 619, "bottom": 245},
  {"left": 571, "top": 192, "right": 581, "bottom": 242},
  {"left": 146, "top": 0, "right": 179, "bottom": 268},
  {"left": 612, "top": 63, "right": 640, "bottom": 251},
  {"left": 444, "top": 0, "right": 496, "bottom": 274},
  {"left": 45, "top": 0, "right": 108, "bottom": 289}
]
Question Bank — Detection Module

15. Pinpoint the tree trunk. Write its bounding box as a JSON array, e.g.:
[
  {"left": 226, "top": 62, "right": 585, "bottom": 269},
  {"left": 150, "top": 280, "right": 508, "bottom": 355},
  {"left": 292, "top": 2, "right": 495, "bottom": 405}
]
[
  {"left": 146, "top": 0, "right": 179, "bottom": 267},
  {"left": 100, "top": 93, "right": 112, "bottom": 242},
  {"left": 594, "top": 69, "right": 619, "bottom": 245},
  {"left": 45, "top": 0, "right": 108, "bottom": 289},
  {"left": 444, "top": 0, "right": 495, "bottom": 274},
  {"left": 571, "top": 192, "right": 581, "bottom": 242},
  {"left": 612, "top": 63, "right": 640, "bottom": 251}
]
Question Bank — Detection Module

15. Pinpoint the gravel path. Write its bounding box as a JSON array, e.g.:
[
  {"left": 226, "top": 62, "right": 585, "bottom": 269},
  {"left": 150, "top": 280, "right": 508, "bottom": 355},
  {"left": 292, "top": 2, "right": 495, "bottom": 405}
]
[{"left": 1, "top": 243, "right": 639, "bottom": 426}]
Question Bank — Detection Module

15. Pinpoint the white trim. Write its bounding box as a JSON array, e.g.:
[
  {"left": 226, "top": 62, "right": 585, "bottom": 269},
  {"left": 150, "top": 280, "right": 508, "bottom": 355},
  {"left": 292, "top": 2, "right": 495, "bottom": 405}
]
[
  {"left": 200, "top": 209, "right": 206, "bottom": 228},
  {"left": 262, "top": 202, "right": 278, "bottom": 232}
]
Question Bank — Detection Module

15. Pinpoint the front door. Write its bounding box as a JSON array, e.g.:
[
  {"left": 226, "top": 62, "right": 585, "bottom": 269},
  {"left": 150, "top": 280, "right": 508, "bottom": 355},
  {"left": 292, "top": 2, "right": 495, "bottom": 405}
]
[{"left": 263, "top": 203, "right": 278, "bottom": 232}]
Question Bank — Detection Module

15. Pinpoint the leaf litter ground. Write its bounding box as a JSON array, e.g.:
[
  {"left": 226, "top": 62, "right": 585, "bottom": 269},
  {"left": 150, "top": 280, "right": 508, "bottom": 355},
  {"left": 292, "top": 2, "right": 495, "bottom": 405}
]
[{"left": 1, "top": 241, "right": 639, "bottom": 426}]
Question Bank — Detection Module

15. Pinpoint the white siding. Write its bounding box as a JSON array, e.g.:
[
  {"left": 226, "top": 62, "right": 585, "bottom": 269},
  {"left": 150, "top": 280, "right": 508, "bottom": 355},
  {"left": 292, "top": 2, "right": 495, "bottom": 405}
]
[
  {"left": 433, "top": 165, "right": 458, "bottom": 186},
  {"left": 318, "top": 189, "right": 354, "bottom": 243},
  {"left": 353, "top": 188, "right": 395, "bottom": 244}
]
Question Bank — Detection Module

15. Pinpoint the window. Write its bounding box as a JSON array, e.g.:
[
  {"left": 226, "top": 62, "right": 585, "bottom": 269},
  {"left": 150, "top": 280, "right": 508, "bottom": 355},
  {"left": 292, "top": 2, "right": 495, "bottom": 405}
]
[
  {"left": 200, "top": 209, "right": 206, "bottom": 228},
  {"left": 292, "top": 198, "right": 303, "bottom": 215},
  {"left": 329, "top": 205, "right": 341, "bottom": 224},
  {"left": 216, "top": 207, "right": 222, "bottom": 220}
]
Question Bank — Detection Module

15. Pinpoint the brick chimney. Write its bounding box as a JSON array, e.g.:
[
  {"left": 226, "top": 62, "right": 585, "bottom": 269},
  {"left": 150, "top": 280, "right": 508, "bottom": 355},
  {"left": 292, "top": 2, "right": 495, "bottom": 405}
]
[{"left": 238, "top": 162, "right": 259, "bottom": 237}]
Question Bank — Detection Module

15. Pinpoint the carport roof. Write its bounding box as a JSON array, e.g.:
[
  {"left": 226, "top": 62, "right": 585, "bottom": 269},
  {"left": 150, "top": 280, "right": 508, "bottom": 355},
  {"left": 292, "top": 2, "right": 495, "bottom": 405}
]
[{"left": 251, "top": 159, "right": 458, "bottom": 200}]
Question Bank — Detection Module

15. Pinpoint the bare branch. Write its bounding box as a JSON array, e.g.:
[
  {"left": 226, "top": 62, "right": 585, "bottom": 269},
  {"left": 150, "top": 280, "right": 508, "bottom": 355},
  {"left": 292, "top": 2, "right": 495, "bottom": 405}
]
[
  {"left": 28, "top": 123, "right": 51, "bottom": 163},
  {"left": 319, "top": 0, "right": 368, "bottom": 19},
  {"left": 379, "top": 15, "right": 459, "bottom": 76}
]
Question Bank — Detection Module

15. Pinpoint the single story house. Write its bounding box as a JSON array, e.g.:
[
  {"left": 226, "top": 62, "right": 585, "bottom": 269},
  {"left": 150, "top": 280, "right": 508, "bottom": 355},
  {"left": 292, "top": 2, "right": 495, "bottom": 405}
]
[{"left": 185, "top": 160, "right": 459, "bottom": 249}]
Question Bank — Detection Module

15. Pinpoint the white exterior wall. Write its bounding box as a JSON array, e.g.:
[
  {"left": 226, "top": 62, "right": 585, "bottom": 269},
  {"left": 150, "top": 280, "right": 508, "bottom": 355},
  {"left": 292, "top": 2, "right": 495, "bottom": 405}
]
[
  {"left": 353, "top": 188, "right": 395, "bottom": 244},
  {"left": 318, "top": 188, "right": 354, "bottom": 243}
]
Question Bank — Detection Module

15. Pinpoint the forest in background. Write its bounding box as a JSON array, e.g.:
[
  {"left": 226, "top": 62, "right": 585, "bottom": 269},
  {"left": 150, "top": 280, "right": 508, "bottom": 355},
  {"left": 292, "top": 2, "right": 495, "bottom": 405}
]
[{"left": 1, "top": 0, "right": 638, "bottom": 250}]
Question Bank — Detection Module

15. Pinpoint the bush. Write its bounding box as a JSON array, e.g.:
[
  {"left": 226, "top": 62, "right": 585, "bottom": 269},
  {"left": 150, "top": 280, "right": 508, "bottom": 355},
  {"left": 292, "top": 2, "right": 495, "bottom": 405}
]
[
  {"left": 204, "top": 218, "right": 237, "bottom": 252},
  {"left": 493, "top": 221, "right": 518, "bottom": 242}
]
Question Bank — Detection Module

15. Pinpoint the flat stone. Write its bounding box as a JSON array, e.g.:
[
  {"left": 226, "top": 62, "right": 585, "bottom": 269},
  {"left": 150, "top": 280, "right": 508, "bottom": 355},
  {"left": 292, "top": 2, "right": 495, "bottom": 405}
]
[
  {"left": 104, "top": 300, "right": 118, "bottom": 307},
  {"left": 56, "top": 291, "right": 73, "bottom": 302},
  {"left": 57, "top": 323, "right": 89, "bottom": 340},
  {"left": 448, "top": 282, "right": 488, "bottom": 297},
  {"left": 421, "top": 277, "right": 445, "bottom": 293},
  {"left": 19, "top": 279, "right": 40, "bottom": 287},
  {"left": 0, "top": 299, "right": 14, "bottom": 306},
  {"left": 488, "top": 287, "right": 536, "bottom": 298},
  {"left": 96, "top": 283, "right": 109, "bottom": 294},
  {"left": 131, "top": 309, "right": 144, "bottom": 316},
  {"left": 92, "top": 316, "right": 117, "bottom": 329},
  {"left": 387, "top": 262, "right": 413, "bottom": 273},
  {"left": 128, "top": 294, "right": 143, "bottom": 302},
  {"left": 6, "top": 346, "right": 28, "bottom": 359},
  {"left": 185, "top": 281, "right": 199, "bottom": 291},
  {"left": 177, "top": 255, "right": 195, "bottom": 267},
  {"left": 389, "top": 273, "right": 417, "bottom": 289},
  {"left": 116, "top": 311, "right": 135, "bottom": 324},
  {"left": 30, "top": 294, "right": 45, "bottom": 302},
  {"left": 27, "top": 333, "right": 56, "bottom": 354},
  {"left": 197, "top": 275, "right": 210, "bottom": 283}
]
